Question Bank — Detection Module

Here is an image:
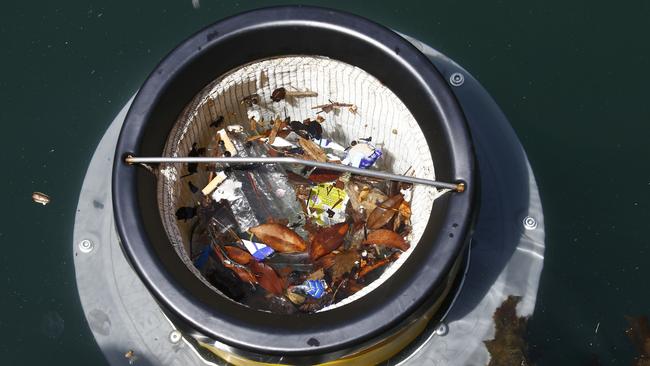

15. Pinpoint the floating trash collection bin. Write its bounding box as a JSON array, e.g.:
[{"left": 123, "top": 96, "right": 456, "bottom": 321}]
[
  {"left": 159, "top": 55, "right": 445, "bottom": 314},
  {"left": 113, "top": 6, "right": 476, "bottom": 365}
]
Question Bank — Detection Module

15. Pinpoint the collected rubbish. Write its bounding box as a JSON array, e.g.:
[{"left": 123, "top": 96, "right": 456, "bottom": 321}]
[{"left": 175, "top": 88, "right": 416, "bottom": 313}]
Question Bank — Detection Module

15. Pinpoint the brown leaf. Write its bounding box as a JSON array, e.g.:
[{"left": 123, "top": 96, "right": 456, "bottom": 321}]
[
  {"left": 271, "top": 87, "right": 286, "bottom": 102},
  {"left": 315, "top": 253, "right": 337, "bottom": 270},
  {"left": 246, "top": 134, "right": 265, "bottom": 142},
  {"left": 307, "top": 268, "right": 325, "bottom": 281},
  {"left": 268, "top": 117, "right": 282, "bottom": 144},
  {"left": 298, "top": 137, "right": 328, "bottom": 162},
  {"left": 287, "top": 171, "right": 313, "bottom": 186},
  {"left": 329, "top": 251, "right": 360, "bottom": 281},
  {"left": 214, "top": 247, "right": 257, "bottom": 285},
  {"left": 308, "top": 168, "right": 342, "bottom": 183},
  {"left": 484, "top": 296, "right": 533, "bottom": 366},
  {"left": 249, "top": 117, "right": 257, "bottom": 131},
  {"left": 231, "top": 266, "right": 258, "bottom": 285},
  {"left": 362, "top": 229, "right": 410, "bottom": 251},
  {"left": 393, "top": 213, "right": 402, "bottom": 232},
  {"left": 366, "top": 194, "right": 403, "bottom": 229},
  {"left": 358, "top": 257, "right": 391, "bottom": 278},
  {"left": 361, "top": 188, "right": 387, "bottom": 213},
  {"left": 310, "top": 222, "right": 349, "bottom": 260},
  {"left": 250, "top": 261, "right": 284, "bottom": 295},
  {"left": 223, "top": 246, "right": 253, "bottom": 265},
  {"left": 399, "top": 201, "right": 411, "bottom": 220},
  {"left": 250, "top": 224, "right": 307, "bottom": 252}
]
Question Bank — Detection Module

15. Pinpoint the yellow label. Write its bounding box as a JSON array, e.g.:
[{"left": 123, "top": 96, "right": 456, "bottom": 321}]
[{"left": 308, "top": 184, "right": 348, "bottom": 225}]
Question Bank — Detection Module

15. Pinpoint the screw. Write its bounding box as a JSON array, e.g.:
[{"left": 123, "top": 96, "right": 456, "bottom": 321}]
[
  {"left": 79, "top": 239, "right": 94, "bottom": 253},
  {"left": 434, "top": 322, "right": 449, "bottom": 336},
  {"left": 449, "top": 72, "right": 464, "bottom": 87},
  {"left": 169, "top": 330, "right": 182, "bottom": 344},
  {"left": 523, "top": 216, "right": 537, "bottom": 230}
]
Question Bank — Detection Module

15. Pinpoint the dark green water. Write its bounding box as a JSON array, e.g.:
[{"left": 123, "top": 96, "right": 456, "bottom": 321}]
[{"left": 1, "top": 1, "right": 649, "bottom": 365}]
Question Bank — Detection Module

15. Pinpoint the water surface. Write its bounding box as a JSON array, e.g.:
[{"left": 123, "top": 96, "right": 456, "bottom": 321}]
[{"left": 1, "top": 1, "right": 649, "bottom": 365}]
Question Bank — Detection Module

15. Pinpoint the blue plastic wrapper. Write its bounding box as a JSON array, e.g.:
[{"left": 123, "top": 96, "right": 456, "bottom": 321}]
[
  {"left": 303, "top": 279, "right": 328, "bottom": 299},
  {"left": 241, "top": 239, "right": 275, "bottom": 261},
  {"left": 359, "top": 148, "right": 382, "bottom": 168}
]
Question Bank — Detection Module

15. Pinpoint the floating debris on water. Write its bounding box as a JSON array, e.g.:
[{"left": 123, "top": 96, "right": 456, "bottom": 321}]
[
  {"left": 32, "top": 192, "right": 51, "bottom": 205},
  {"left": 625, "top": 315, "right": 650, "bottom": 366},
  {"left": 484, "top": 295, "right": 533, "bottom": 366}
]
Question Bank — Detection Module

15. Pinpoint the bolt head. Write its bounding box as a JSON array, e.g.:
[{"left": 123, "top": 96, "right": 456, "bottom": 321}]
[
  {"left": 169, "top": 330, "right": 182, "bottom": 344},
  {"left": 79, "top": 239, "right": 94, "bottom": 253},
  {"left": 449, "top": 72, "right": 465, "bottom": 86},
  {"left": 523, "top": 216, "right": 537, "bottom": 230},
  {"left": 434, "top": 322, "right": 449, "bottom": 336}
]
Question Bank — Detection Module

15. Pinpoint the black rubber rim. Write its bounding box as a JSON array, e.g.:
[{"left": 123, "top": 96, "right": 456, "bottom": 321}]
[{"left": 113, "top": 5, "right": 476, "bottom": 363}]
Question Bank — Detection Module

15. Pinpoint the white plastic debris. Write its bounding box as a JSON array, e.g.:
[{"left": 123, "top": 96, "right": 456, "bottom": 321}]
[
  {"left": 342, "top": 141, "right": 382, "bottom": 169},
  {"left": 202, "top": 171, "right": 228, "bottom": 196},
  {"left": 314, "top": 138, "right": 345, "bottom": 151},
  {"left": 247, "top": 109, "right": 261, "bottom": 121},
  {"left": 217, "top": 129, "right": 237, "bottom": 156},
  {"left": 226, "top": 124, "right": 244, "bottom": 133},
  {"left": 241, "top": 239, "right": 274, "bottom": 261},
  {"left": 261, "top": 136, "right": 296, "bottom": 148},
  {"left": 211, "top": 178, "right": 243, "bottom": 202}
]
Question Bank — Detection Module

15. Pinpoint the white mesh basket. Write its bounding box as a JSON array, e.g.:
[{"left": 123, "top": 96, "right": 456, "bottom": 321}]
[{"left": 158, "top": 55, "right": 445, "bottom": 311}]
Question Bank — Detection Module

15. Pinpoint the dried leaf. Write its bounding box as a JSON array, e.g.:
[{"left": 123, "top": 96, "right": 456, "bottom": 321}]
[
  {"left": 362, "top": 229, "right": 410, "bottom": 251},
  {"left": 298, "top": 137, "right": 328, "bottom": 162},
  {"left": 224, "top": 246, "right": 253, "bottom": 265},
  {"left": 268, "top": 117, "right": 282, "bottom": 144},
  {"left": 231, "top": 266, "right": 258, "bottom": 285},
  {"left": 399, "top": 201, "right": 411, "bottom": 220},
  {"left": 307, "top": 268, "right": 325, "bottom": 281},
  {"left": 358, "top": 257, "right": 391, "bottom": 278},
  {"left": 484, "top": 296, "right": 533, "bottom": 366},
  {"left": 362, "top": 188, "right": 388, "bottom": 213},
  {"left": 329, "top": 251, "right": 360, "bottom": 281},
  {"left": 308, "top": 168, "right": 342, "bottom": 183},
  {"left": 250, "top": 261, "right": 284, "bottom": 295},
  {"left": 213, "top": 247, "right": 257, "bottom": 285},
  {"left": 315, "top": 253, "right": 337, "bottom": 270},
  {"left": 344, "top": 182, "right": 366, "bottom": 216},
  {"left": 246, "top": 134, "right": 265, "bottom": 142},
  {"left": 250, "top": 223, "right": 307, "bottom": 252},
  {"left": 271, "top": 87, "right": 286, "bottom": 102},
  {"left": 287, "top": 171, "right": 313, "bottom": 186},
  {"left": 366, "top": 194, "right": 403, "bottom": 229},
  {"left": 310, "top": 222, "right": 349, "bottom": 260},
  {"left": 393, "top": 212, "right": 402, "bottom": 232}
]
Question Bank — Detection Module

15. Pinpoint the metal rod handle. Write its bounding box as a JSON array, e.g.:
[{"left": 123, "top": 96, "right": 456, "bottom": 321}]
[{"left": 125, "top": 155, "right": 465, "bottom": 192}]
